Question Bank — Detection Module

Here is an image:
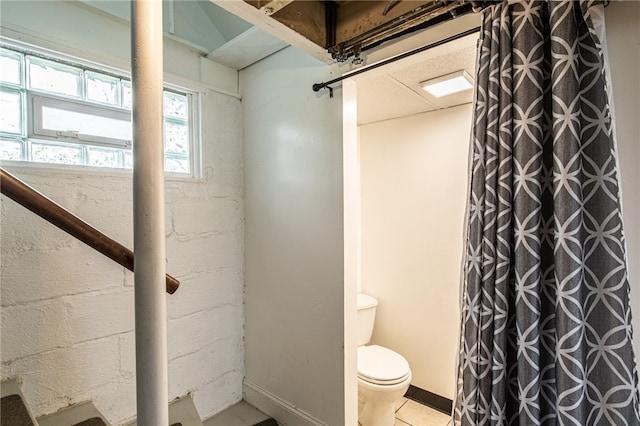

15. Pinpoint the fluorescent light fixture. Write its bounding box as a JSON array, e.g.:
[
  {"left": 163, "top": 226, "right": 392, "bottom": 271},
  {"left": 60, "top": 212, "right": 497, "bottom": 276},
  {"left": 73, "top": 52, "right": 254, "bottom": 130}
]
[{"left": 420, "top": 70, "right": 474, "bottom": 98}]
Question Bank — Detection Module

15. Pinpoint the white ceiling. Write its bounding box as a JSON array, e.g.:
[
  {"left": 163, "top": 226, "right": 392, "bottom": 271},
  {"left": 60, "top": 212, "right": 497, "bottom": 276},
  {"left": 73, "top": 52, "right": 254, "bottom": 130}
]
[
  {"left": 352, "top": 33, "right": 478, "bottom": 125},
  {"left": 206, "top": 27, "right": 289, "bottom": 70},
  {"left": 79, "top": 0, "right": 287, "bottom": 70}
]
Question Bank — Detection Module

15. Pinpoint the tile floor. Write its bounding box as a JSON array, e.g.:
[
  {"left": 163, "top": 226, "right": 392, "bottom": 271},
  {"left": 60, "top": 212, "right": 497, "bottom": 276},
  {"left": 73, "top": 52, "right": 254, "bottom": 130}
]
[
  {"left": 204, "top": 398, "right": 451, "bottom": 426},
  {"left": 392, "top": 398, "right": 451, "bottom": 426},
  {"left": 203, "top": 400, "right": 270, "bottom": 426}
]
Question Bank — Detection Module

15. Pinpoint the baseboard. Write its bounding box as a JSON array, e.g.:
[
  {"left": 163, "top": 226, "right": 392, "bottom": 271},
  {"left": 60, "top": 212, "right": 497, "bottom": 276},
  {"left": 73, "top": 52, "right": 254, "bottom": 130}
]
[
  {"left": 243, "top": 379, "right": 329, "bottom": 426},
  {"left": 404, "top": 385, "right": 452, "bottom": 415}
]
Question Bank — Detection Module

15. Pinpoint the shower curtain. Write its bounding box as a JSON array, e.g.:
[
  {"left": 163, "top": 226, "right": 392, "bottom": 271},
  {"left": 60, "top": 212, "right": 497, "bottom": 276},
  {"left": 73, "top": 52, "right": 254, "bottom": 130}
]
[{"left": 453, "top": 1, "right": 640, "bottom": 425}]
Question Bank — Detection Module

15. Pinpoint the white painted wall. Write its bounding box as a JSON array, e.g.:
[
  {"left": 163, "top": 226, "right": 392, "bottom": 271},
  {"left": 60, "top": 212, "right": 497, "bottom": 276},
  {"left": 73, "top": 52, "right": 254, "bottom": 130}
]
[
  {"left": 0, "top": 1, "right": 244, "bottom": 424},
  {"left": 240, "top": 46, "right": 345, "bottom": 426},
  {"left": 359, "top": 104, "right": 472, "bottom": 399},
  {"left": 342, "top": 79, "right": 360, "bottom": 426},
  {"left": 606, "top": 1, "right": 640, "bottom": 361}
]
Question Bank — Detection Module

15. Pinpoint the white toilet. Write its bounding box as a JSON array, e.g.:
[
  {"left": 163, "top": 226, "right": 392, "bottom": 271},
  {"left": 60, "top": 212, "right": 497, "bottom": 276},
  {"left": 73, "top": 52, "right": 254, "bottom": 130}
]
[{"left": 357, "top": 293, "right": 412, "bottom": 426}]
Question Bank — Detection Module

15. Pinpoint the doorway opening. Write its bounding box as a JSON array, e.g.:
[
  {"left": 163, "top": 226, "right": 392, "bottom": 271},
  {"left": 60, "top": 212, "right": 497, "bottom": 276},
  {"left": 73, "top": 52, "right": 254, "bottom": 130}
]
[{"left": 343, "top": 26, "right": 479, "bottom": 426}]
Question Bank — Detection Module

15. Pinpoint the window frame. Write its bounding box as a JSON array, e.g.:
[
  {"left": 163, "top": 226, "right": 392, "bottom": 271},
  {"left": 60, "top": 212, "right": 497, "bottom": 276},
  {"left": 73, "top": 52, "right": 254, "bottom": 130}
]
[
  {"left": 29, "top": 93, "right": 133, "bottom": 149},
  {"left": 0, "top": 42, "right": 201, "bottom": 178}
]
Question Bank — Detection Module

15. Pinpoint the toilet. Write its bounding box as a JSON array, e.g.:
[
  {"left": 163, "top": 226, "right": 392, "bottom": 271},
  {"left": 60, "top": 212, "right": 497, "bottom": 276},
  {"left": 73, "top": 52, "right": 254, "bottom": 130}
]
[{"left": 357, "top": 293, "right": 412, "bottom": 426}]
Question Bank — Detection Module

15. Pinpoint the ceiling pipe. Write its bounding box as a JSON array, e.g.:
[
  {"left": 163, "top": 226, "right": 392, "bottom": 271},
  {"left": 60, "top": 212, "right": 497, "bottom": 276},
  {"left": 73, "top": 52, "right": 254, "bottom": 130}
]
[
  {"left": 167, "top": 0, "right": 175, "bottom": 35},
  {"left": 131, "top": 0, "right": 169, "bottom": 425},
  {"left": 382, "top": 0, "right": 403, "bottom": 16},
  {"left": 328, "top": 0, "right": 488, "bottom": 61}
]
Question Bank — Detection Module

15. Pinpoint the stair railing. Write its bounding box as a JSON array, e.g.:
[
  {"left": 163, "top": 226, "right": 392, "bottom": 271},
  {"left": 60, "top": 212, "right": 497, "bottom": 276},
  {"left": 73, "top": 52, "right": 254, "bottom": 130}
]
[{"left": 0, "top": 168, "right": 179, "bottom": 294}]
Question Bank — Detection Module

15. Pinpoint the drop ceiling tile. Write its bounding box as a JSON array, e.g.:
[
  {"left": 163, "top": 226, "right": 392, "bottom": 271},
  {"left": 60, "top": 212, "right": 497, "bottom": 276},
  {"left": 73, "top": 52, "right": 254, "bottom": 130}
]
[
  {"left": 389, "top": 44, "right": 477, "bottom": 108},
  {"left": 356, "top": 75, "right": 437, "bottom": 125},
  {"left": 389, "top": 45, "right": 477, "bottom": 87},
  {"left": 356, "top": 41, "right": 478, "bottom": 123}
]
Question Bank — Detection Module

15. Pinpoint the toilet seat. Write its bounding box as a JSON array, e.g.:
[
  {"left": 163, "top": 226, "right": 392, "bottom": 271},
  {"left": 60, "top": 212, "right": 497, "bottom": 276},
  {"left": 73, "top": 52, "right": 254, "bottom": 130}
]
[{"left": 357, "top": 345, "right": 410, "bottom": 386}]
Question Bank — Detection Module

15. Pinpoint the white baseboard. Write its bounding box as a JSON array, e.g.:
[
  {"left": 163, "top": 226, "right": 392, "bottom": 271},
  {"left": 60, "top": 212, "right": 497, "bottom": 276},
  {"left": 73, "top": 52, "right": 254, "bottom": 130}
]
[{"left": 243, "top": 379, "right": 329, "bottom": 426}]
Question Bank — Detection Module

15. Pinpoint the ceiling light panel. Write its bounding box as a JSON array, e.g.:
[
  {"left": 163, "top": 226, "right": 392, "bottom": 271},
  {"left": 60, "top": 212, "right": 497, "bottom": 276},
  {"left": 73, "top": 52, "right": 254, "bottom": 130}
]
[{"left": 421, "top": 70, "right": 474, "bottom": 98}]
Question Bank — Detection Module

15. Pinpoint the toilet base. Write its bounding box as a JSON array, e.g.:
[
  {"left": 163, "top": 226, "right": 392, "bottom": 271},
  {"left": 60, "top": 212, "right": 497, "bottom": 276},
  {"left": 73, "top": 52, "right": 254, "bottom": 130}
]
[
  {"left": 357, "top": 372, "right": 411, "bottom": 426},
  {"left": 356, "top": 345, "right": 411, "bottom": 426},
  {"left": 358, "top": 400, "right": 395, "bottom": 426}
]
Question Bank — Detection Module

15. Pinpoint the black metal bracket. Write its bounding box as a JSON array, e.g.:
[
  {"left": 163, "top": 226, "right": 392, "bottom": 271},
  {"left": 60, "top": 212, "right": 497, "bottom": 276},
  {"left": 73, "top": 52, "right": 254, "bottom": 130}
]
[{"left": 312, "top": 83, "right": 334, "bottom": 98}]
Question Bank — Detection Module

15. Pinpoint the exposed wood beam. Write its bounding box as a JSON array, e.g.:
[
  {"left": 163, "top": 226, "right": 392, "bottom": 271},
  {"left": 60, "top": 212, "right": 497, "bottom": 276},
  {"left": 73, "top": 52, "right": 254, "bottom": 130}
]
[
  {"left": 258, "top": 0, "right": 294, "bottom": 16},
  {"left": 211, "top": 0, "right": 333, "bottom": 64},
  {"left": 218, "top": 0, "right": 487, "bottom": 64},
  {"left": 271, "top": 0, "right": 326, "bottom": 47},
  {"left": 335, "top": 0, "right": 433, "bottom": 45},
  {"left": 330, "top": 0, "right": 478, "bottom": 60}
]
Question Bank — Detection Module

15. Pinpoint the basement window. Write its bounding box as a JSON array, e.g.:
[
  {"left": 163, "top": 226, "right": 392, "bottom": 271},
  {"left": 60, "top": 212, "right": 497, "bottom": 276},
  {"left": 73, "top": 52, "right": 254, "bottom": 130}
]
[{"left": 0, "top": 45, "right": 196, "bottom": 176}]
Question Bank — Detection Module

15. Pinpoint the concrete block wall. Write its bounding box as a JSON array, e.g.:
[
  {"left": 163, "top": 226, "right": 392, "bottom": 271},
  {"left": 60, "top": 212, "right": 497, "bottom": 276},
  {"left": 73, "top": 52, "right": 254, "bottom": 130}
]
[
  {"left": 0, "top": 2, "right": 245, "bottom": 424},
  {"left": 0, "top": 91, "right": 244, "bottom": 424},
  {"left": 0, "top": 89, "right": 244, "bottom": 425}
]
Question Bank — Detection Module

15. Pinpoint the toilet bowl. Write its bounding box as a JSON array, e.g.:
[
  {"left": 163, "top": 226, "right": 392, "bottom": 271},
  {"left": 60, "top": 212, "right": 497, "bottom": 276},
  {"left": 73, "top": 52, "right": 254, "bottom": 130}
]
[
  {"left": 356, "top": 293, "right": 412, "bottom": 426},
  {"left": 357, "top": 345, "right": 412, "bottom": 426}
]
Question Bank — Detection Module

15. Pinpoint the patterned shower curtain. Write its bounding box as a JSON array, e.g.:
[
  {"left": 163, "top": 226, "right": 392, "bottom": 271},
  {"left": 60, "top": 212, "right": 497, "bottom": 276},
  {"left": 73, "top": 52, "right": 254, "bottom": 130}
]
[{"left": 453, "top": 1, "right": 640, "bottom": 425}]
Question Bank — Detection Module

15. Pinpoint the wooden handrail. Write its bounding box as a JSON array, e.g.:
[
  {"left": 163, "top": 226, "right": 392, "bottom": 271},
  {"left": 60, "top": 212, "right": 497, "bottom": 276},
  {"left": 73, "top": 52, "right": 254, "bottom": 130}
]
[{"left": 0, "top": 168, "right": 179, "bottom": 294}]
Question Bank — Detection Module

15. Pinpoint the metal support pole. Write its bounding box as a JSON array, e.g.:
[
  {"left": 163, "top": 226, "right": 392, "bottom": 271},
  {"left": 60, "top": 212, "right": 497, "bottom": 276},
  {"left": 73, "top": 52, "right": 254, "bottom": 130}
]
[{"left": 131, "top": 1, "right": 168, "bottom": 425}]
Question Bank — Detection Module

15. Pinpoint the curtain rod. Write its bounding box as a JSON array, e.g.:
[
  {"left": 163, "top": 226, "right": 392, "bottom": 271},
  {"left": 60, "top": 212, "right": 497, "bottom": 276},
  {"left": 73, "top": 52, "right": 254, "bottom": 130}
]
[{"left": 312, "top": 26, "right": 480, "bottom": 98}]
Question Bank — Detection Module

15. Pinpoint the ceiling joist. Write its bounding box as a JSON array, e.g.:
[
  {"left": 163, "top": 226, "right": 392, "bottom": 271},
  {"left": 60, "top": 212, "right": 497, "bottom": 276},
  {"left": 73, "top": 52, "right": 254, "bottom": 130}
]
[{"left": 241, "top": 0, "right": 490, "bottom": 62}]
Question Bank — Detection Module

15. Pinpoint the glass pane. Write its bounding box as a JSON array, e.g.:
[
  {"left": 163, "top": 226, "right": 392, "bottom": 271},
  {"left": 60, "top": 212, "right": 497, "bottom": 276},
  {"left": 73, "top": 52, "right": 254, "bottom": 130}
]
[
  {"left": 0, "top": 89, "right": 22, "bottom": 134},
  {"left": 165, "top": 156, "right": 189, "bottom": 174},
  {"left": 42, "top": 105, "right": 132, "bottom": 142},
  {"left": 163, "top": 92, "right": 188, "bottom": 120},
  {"left": 124, "top": 151, "right": 133, "bottom": 169},
  {"left": 164, "top": 121, "right": 189, "bottom": 155},
  {"left": 0, "top": 139, "right": 24, "bottom": 160},
  {"left": 32, "top": 141, "right": 82, "bottom": 165},
  {"left": 121, "top": 81, "right": 132, "bottom": 109},
  {"left": 87, "top": 146, "right": 122, "bottom": 168},
  {"left": 86, "top": 72, "right": 119, "bottom": 105},
  {"left": 28, "top": 57, "right": 81, "bottom": 97},
  {"left": 0, "top": 49, "right": 23, "bottom": 86}
]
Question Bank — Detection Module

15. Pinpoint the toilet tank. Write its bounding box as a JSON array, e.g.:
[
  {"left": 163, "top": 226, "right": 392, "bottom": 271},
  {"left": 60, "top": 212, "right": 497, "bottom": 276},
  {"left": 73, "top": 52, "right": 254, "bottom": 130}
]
[{"left": 357, "top": 293, "right": 378, "bottom": 346}]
